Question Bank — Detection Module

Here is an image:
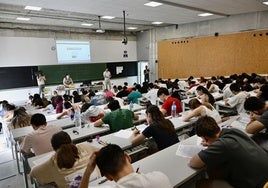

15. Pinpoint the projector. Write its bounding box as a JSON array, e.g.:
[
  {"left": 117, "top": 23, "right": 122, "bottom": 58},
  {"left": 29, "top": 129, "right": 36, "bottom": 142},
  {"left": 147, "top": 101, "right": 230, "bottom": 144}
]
[{"left": 122, "top": 37, "right": 128, "bottom": 45}]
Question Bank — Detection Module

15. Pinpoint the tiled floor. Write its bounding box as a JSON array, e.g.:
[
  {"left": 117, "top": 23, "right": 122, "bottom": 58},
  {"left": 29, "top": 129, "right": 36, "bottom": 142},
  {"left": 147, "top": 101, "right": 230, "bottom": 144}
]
[{"left": 0, "top": 133, "right": 33, "bottom": 188}]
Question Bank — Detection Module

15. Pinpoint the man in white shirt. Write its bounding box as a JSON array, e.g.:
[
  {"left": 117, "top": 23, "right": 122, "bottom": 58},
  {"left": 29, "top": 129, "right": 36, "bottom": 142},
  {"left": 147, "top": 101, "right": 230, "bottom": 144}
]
[
  {"left": 36, "top": 72, "right": 46, "bottom": 97},
  {"left": 79, "top": 144, "right": 172, "bottom": 188},
  {"left": 144, "top": 83, "right": 159, "bottom": 105},
  {"left": 224, "top": 83, "right": 248, "bottom": 113},
  {"left": 103, "top": 68, "right": 112, "bottom": 90}
]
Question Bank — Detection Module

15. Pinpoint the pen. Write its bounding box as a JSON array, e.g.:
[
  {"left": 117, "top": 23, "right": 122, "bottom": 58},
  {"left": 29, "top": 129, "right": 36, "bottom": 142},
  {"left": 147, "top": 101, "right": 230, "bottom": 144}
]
[
  {"left": 98, "top": 178, "right": 108, "bottom": 184},
  {"left": 136, "top": 167, "right": 139, "bottom": 173}
]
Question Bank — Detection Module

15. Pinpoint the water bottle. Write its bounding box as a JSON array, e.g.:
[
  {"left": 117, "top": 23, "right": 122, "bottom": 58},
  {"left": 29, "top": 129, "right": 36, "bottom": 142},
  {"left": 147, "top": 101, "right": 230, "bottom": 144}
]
[
  {"left": 129, "top": 101, "right": 134, "bottom": 111},
  {"left": 74, "top": 108, "right": 82, "bottom": 128},
  {"left": 171, "top": 101, "right": 177, "bottom": 118}
]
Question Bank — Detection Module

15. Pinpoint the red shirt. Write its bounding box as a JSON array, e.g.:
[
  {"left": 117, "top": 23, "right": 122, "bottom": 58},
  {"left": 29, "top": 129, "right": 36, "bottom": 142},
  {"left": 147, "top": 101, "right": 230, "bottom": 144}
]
[{"left": 162, "top": 96, "right": 182, "bottom": 116}]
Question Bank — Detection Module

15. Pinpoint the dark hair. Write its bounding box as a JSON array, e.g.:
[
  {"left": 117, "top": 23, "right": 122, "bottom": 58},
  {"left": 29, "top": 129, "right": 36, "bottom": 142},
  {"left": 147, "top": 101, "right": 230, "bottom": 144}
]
[
  {"left": 230, "top": 83, "right": 241, "bottom": 92},
  {"left": 146, "top": 105, "right": 175, "bottom": 133},
  {"left": 30, "top": 113, "right": 46, "bottom": 127},
  {"left": 117, "top": 85, "right": 122, "bottom": 90},
  {"left": 188, "top": 98, "right": 202, "bottom": 109},
  {"left": 196, "top": 86, "right": 215, "bottom": 105},
  {"left": 63, "top": 101, "right": 72, "bottom": 109},
  {"left": 244, "top": 97, "right": 265, "bottom": 111},
  {"left": 157, "top": 87, "right": 169, "bottom": 97},
  {"left": 5, "top": 103, "right": 16, "bottom": 111},
  {"left": 96, "top": 144, "right": 126, "bottom": 176},
  {"left": 195, "top": 116, "right": 220, "bottom": 138},
  {"left": 107, "top": 100, "right": 120, "bottom": 111},
  {"left": 81, "top": 103, "right": 93, "bottom": 113},
  {"left": 11, "top": 107, "right": 30, "bottom": 129},
  {"left": 51, "top": 131, "right": 79, "bottom": 169}
]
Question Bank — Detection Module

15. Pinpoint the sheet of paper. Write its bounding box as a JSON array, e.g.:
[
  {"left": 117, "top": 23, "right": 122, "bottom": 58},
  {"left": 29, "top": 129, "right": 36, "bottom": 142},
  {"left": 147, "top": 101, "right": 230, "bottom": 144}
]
[
  {"left": 33, "top": 152, "right": 54, "bottom": 166},
  {"left": 113, "top": 129, "right": 132, "bottom": 139},
  {"left": 175, "top": 144, "right": 204, "bottom": 158}
]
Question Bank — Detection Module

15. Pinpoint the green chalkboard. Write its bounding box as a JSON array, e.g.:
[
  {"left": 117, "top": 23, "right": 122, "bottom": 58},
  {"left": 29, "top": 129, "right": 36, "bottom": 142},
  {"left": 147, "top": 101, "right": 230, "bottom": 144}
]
[{"left": 39, "top": 63, "right": 106, "bottom": 85}]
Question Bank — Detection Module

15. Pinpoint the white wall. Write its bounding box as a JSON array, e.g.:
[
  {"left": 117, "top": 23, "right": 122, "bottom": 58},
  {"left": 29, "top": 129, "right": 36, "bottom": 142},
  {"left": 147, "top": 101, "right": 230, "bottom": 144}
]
[{"left": 0, "top": 37, "right": 137, "bottom": 67}]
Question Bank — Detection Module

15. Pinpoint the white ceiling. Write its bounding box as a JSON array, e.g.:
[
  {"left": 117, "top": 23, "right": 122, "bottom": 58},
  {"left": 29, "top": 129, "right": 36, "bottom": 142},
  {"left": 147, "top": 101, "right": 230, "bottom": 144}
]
[{"left": 0, "top": 0, "right": 268, "bottom": 32}]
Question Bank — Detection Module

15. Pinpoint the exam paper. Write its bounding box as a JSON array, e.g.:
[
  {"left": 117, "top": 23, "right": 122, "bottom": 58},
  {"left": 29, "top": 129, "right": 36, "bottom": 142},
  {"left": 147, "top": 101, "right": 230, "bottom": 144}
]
[
  {"left": 175, "top": 144, "right": 204, "bottom": 158},
  {"left": 113, "top": 130, "right": 132, "bottom": 139}
]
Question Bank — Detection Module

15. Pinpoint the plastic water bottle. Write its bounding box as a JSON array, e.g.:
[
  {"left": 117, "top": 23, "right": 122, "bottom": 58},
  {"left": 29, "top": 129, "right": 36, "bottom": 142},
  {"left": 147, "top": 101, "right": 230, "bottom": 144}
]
[
  {"left": 171, "top": 101, "right": 177, "bottom": 118},
  {"left": 129, "top": 101, "right": 134, "bottom": 111},
  {"left": 74, "top": 109, "right": 82, "bottom": 128}
]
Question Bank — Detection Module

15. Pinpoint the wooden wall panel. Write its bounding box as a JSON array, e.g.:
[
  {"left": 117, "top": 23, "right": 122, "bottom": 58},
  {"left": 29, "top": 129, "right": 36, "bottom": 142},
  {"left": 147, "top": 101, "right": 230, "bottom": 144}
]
[{"left": 158, "top": 30, "right": 268, "bottom": 79}]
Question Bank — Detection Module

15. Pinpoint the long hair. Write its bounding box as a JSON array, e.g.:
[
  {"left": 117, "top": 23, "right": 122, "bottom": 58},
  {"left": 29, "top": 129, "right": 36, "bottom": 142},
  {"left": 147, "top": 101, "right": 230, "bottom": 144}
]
[
  {"left": 196, "top": 86, "right": 215, "bottom": 105},
  {"left": 146, "top": 105, "right": 175, "bottom": 133},
  {"left": 10, "top": 107, "right": 31, "bottom": 129},
  {"left": 51, "top": 131, "right": 79, "bottom": 169},
  {"left": 189, "top": 98, "right": 213, "bottom": 111}
]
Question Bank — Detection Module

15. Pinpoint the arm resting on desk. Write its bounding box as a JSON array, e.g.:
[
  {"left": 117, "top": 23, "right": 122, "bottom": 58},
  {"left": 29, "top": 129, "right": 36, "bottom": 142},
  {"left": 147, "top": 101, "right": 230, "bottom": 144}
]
[
  {"left": 94, "top": 119, "right": 104, "bottom": 127},
  {"left": 190, "top": 154, "right": 205, "bottom": 169},
  {"left": 57, "top": 111, "right": 68, "bottom": 119},
  {"left": 133, "top": 114, "right": 139, "bottom": 121},
  {"left": 246, "top": 120, "right": 264, "bottom": 134},
  {"left": 131, "top": 130, "right": 145, "bottom": 145}
]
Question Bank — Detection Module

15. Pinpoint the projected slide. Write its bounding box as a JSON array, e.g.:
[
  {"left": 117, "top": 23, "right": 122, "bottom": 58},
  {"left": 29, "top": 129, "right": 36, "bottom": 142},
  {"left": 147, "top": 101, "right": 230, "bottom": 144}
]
[{"left": 56, "top": 40, "right": 91, "bottom": 64}]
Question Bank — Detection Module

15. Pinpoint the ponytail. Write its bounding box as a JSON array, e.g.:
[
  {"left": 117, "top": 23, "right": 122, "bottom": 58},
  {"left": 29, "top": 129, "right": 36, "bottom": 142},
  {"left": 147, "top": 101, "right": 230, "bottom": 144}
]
[{"left": 56, "top": 144, "right": 79, "bottom": 169}]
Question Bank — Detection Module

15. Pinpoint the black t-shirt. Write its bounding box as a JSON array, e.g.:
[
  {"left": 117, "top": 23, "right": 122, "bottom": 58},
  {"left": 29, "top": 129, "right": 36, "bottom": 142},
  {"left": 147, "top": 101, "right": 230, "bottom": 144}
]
[
  {"left": 116, "top": 90, "right": 129, "bottom": 98},
  {"left": 142, "top": 121, "right": 179, "bottom": 150},
  {"left": 199, "top": 128, "right": 268, "bottom": 188}
]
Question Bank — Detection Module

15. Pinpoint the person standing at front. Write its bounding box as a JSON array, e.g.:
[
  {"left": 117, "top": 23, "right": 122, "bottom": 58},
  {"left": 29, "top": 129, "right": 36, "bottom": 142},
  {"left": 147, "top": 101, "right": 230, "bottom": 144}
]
[
  {"left": 103, "top": 68, "right": 112, "bottom": 90},
  {"left": 37, "top": 72, "right": 46, "bottom": 97}
]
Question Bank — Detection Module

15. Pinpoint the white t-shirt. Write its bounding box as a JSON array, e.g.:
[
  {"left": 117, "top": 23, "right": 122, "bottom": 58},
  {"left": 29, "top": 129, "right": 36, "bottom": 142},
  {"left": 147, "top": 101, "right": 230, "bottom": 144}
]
[
  {"left": 103, "top": 71, "right": 111, "bottom": 81},
  {"left": 202, "top": 106, "right": 221, "bottom": 123},
  {"left": 227, "top": 91, "right": 248, "bottom": 113},
  {"left": 144, "top": 89, "right": 158, "bottom": 105},
  {"left": 96, "top": 172, "right": 172, "bottom": 188}
]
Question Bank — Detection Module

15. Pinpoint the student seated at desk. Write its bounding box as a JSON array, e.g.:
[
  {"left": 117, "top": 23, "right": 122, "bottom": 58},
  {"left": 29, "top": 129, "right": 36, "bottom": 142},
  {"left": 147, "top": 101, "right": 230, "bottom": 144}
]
[
  {"left": 196, "top": 86, "right": 215, "bottom": 105},
  {"left": 127, "top": 87, "right": 142, "bottom": 104},
  {"left": 143, "top": 83, "right": 159, "bottom": 105},
  {"left": 224, "top": 83, "right": 248, "bottom": 113},
  {"left": 30, "top": 131, "right": 100, "bottom": 188},
  {"left": 20, "top": 113, "right": 62, "bottom": 155},
  {"left": 157, "top": 87, "right": 182, "bottom": 116},
  {"left": 244, "top": 97, "right": 268, "bottom": 136},
  {"left": 183, "top": 98, "right": 221, "bottom": 123},
  {"left": 131, "top": 105, "right": 179, "bottom": 150},
  {"left": 190, "top": 116, "right": 268, "bottom": 188},
  {"left": 8, "top": 107, "right": 31, "bottom": 130},
  {"left": 79, "top": 144, "right": 172, "bottom": 188},
  {"left": 2, "top": 103, "right": 16, "bottom": 122},
  {"left": 94, "top": 100, "right": 139, "bottom": 133},
  {"left": 32, "top": 93, "right": 44, "bottom": 109},
  {"left": 81, "top": 103, "right": 105, "bottom": 123},
  {"left": 57, "top": 101, "right": 79, "bottom": 119},
  {"left": 116, "top": 85, "right": 129, "bottom": 98}
]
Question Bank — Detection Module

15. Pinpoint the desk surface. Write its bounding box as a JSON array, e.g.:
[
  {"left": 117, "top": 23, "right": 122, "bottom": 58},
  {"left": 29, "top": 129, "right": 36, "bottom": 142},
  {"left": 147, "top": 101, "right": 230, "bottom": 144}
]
[{"left": 131, "top": 135, "right": 203, "bottom": 187}]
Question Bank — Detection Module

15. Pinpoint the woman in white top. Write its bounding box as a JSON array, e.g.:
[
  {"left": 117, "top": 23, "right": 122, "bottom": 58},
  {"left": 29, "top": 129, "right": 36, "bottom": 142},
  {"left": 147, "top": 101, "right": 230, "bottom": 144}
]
[{"left": 183, "top": 98, "right": 221, "bottom": 123}]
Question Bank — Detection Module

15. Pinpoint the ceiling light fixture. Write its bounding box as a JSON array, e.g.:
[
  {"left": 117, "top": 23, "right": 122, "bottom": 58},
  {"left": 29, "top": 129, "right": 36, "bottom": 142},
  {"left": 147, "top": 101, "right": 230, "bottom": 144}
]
[
  {"left": 122, "top": 10, "right": 128, "bottom": 45},
  {"left": 101, "top": 16, "right": 115, "bottom": 19},
  {"left": 144, "top": 1, "right": 163, "bottom": 7},
  {"left": 152, "top": 21, "right": 163, "bottom": 25},
  {"left": 24, "top": 6, "right": 42, "bottom": 11},
  {"left": 96, "top": 16, "right": 105, "bottom": 33},
  {"left": 263, "top": 1, "right": 268, "bottom": 5},
  {"left": 16, "top": 17, "right": 31, "bottom": 21},
  {"left": 128, "top": 27, "right": 137, "bottom": 30},
  {"left": 81, "top": 23, "right": 93, "bottom": 26},
  {"left": 198, "top": 13, "right": 213, "bottom": 17}
]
